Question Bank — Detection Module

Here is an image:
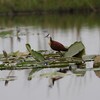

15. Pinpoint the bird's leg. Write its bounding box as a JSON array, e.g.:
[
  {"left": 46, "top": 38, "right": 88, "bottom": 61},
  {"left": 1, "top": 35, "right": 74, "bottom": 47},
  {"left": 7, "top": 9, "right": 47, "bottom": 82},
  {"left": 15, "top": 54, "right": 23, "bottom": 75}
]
[{"left": 56, "top": 51, "right": 63, "bottom": 57}]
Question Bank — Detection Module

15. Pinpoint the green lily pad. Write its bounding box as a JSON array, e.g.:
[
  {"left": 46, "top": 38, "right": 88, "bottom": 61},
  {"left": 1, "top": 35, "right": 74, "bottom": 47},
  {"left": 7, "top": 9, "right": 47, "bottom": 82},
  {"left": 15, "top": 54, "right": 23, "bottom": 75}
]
[
  {"left": 26, "top": 43, "right": 45, "bottom": 62},
  {"left": 71, "top": 69, "right": 86, "bottom": 77},
  {"left": 40, "top": 72, "right": 69, "bottom": 78},
  {"left": 82, "top": 55, "right": 96, "bottom": 61},
  {"left": 64, "top": 41, "right": 85, "bottom": 58},
  {"left": 26, "top": 44, "right": 31, "bottom": 53},
  {"left": 31, "top": 50, "right": 45, "bottom": 62},
  {"left": 28, "top": 68, "right": 42, "bottom": 80}
]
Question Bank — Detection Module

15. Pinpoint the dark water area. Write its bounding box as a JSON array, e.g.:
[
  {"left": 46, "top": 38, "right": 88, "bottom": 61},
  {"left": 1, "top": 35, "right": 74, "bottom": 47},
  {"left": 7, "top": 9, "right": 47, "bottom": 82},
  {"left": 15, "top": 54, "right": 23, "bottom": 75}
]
[
  {"left": 0, "top": 13, "right": 100, "bottom": 28},
  {"left": 0, "top": 13, "right": 100, "bottom": 100}
]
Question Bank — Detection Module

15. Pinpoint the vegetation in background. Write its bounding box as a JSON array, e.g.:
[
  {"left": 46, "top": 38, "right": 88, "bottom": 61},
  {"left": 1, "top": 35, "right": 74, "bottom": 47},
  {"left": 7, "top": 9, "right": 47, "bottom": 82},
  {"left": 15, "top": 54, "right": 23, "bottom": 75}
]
[
  {"left": 0, "top": 0, "right": 100, "bottom": 14},
  {"left": 0, "top": 14, "right": 100, "bottom": 29}
]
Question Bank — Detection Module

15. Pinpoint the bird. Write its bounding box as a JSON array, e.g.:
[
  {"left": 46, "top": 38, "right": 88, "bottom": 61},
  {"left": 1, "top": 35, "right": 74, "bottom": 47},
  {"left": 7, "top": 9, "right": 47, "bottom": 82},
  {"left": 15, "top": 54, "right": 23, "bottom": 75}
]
[{"left": 45, "top": 34, "right": 68, "bottom": 52}]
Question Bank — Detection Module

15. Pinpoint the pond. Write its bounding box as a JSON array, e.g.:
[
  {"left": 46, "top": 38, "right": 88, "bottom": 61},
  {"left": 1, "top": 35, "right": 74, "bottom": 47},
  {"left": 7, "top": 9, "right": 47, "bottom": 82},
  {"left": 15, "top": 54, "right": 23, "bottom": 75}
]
[{"left": 0, "top": 13, "right": 100, "bottom": 100}]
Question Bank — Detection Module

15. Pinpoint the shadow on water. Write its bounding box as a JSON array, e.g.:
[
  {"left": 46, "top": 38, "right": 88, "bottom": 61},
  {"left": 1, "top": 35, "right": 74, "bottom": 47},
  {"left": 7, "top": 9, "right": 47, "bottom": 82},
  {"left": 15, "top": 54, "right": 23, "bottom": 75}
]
[{"left": 0, "top": 13, "right": 100, "bottom": 100}]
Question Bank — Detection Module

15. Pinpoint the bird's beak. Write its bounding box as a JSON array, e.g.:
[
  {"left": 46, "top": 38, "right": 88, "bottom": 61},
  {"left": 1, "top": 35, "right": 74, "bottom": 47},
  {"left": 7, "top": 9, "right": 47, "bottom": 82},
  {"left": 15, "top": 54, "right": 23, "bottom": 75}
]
[{"left": 45, "top": 34, "right": 50, "bottom": 38}]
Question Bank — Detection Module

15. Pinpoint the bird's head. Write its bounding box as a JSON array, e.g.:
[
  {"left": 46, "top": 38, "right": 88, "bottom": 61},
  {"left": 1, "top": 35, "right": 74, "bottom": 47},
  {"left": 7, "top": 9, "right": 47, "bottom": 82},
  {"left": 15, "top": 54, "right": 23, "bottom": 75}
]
[
  {"left": 45, "top": 34, "right": 53, "bottom": 45},
  {"left": 45, "top": 34, "right": 51, "bottom": 38}
]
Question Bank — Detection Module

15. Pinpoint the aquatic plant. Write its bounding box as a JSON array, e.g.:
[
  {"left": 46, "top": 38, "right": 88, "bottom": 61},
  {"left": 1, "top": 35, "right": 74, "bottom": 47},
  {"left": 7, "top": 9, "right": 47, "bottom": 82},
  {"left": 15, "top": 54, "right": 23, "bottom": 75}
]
[{"left": 0, "top": 41, "right": 100, "bottom": 85}]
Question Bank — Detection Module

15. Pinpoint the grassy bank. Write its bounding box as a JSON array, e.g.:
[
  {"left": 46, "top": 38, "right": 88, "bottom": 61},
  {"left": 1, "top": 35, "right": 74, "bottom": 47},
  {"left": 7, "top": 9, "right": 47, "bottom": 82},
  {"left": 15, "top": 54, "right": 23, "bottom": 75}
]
[{"left": 0, "top": 0, "right": 100, "bottom": 14}]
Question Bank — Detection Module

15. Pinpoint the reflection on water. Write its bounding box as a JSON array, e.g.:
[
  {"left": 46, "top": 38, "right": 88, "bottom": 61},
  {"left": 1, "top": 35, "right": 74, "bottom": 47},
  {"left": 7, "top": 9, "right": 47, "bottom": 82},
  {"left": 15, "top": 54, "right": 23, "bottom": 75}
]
[
  {"left": 0, "top": 14, "right": 100, "bottom": 100},
  {"left": 0, "top": 26, "right": 100, "bottom": 55}
]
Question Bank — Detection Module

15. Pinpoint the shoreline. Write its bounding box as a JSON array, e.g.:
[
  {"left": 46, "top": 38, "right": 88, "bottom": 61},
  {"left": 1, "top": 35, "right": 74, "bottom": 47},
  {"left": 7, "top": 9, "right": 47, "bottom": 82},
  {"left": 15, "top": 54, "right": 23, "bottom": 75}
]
[{"left": 0, "top": 8, "right": 100, "bottom": 16}]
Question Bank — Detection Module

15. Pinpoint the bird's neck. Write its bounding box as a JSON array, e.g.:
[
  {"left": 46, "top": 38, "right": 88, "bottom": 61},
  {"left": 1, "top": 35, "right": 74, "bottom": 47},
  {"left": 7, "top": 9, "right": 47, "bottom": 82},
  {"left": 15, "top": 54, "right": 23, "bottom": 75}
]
[
  {"left": 49, "top": 37, "right": 53, "bottom": 46},
  {"left": 50, "top": 37, "right": 53, "bottom": 42}
]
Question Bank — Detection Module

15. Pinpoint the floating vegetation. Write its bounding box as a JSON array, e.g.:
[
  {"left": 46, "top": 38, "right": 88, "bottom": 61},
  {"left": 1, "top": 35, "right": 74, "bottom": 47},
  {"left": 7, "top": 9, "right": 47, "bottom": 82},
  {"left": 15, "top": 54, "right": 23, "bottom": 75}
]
[
  {"left": 0, "top": 41, "right": 100, "bottom": 86},
  {"left": 93, "top": 55, "right": 100, "bottom": 68},
  {"left": 64, "top": 41, "right": 85, "bottom": 58},
  {"left": 26, "top": 44, "right": 45, "bottom": 62},
  {"left": 0, "top": 41, "right": 97, "bottom": 71},
  {"left": 0, "top": 30, "right": 12, "bottom": 37}
]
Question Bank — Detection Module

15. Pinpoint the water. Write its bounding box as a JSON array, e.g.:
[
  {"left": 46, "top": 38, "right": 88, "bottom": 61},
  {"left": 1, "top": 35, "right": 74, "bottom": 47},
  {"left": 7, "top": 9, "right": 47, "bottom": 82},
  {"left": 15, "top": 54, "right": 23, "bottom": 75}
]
[{"left": 0, "top": 14, "right": 100, "bottom": 100}]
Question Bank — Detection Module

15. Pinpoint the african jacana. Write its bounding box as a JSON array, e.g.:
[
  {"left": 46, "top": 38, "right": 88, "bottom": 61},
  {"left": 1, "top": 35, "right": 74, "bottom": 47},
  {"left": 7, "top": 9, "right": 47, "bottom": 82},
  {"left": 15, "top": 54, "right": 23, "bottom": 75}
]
[{"left": 45, "top": 34, "right": 68, "bottom": 52}]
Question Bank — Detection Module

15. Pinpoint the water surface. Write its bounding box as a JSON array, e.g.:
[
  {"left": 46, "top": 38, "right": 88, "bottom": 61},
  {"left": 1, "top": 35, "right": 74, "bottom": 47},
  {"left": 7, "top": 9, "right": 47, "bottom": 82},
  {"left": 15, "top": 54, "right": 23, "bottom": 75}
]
[{"left": 0, "top": 14, "right": 100, "bottom": 100}]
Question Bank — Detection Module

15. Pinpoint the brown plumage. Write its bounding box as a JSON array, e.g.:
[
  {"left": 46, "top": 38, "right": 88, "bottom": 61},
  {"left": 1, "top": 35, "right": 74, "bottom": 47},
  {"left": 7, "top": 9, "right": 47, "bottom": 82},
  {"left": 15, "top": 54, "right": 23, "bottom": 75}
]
[{"left": 49, "top": 37, "right": 68, "bottom": 52}]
